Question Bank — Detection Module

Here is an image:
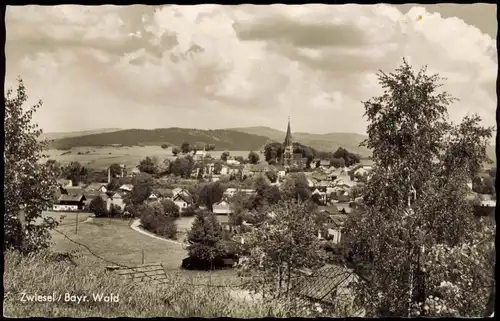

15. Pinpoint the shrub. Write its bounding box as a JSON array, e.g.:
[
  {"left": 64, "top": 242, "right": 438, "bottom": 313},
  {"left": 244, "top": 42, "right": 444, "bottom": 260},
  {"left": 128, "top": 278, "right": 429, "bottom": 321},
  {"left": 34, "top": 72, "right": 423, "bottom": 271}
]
[
  {"left": 183, "top": 205, "right": 197, "bottom": 217},
  {"left": 161, "top": 199, "right": 180, "bottom": 218},
  {"left": 89, "top": 196, "right": 109, "bottom": 217},
  {"left": 140, "top": 205, "right": 178, "bottom": 240}
]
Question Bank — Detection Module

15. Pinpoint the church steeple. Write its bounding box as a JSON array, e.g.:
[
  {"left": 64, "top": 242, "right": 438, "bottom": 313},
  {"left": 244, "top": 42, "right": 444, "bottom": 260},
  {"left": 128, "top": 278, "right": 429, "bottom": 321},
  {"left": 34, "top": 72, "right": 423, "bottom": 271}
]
[
  {"left": 284, "top": 116, "right": 292, "bottom": 147},
  {"left": 282, "top": 116, "right": 293, "bottom": 167}
]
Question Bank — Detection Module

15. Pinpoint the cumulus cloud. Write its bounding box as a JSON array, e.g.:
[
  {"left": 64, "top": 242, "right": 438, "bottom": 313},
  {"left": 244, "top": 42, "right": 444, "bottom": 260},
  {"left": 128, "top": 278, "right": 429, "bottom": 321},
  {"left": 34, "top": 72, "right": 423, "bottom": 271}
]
[{"left": 5, "top": 4, "right": 497, "bottom": 134}]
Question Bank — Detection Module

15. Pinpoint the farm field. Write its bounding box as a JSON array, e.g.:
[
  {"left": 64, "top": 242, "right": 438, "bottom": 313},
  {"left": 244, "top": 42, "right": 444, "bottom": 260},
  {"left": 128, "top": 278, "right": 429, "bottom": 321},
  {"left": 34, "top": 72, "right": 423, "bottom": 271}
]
[{"left": 42, "top": 146, "right": 255, "bottom": 169}]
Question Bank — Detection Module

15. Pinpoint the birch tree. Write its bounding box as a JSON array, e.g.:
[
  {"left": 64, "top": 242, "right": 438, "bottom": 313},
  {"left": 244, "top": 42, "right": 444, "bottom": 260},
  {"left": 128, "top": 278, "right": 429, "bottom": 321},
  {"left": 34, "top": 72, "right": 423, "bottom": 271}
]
[
  {"left": 4, "top": 78, "right": 59, "bottom": 253},
  {"left": 343, "top": 60, "right": 494, "bottom": 316}
]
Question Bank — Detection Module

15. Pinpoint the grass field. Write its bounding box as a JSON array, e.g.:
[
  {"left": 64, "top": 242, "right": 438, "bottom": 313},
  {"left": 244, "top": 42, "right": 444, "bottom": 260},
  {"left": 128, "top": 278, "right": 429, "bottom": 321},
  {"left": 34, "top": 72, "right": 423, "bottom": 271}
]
[
  {"left": 37, "top": 211, "right": 93, "bottom": 226},
  {"left": 51, "top": 217, "right": 187, "bottom": 269},
  {"left": 4, "top": 250, "right": 281, "bottom": 317},
  {"left": 49, "top": 216, "right": 240, "bottom": 285},
  {"left": 43, "top": 147, "right": 255, "bottom": 169}
]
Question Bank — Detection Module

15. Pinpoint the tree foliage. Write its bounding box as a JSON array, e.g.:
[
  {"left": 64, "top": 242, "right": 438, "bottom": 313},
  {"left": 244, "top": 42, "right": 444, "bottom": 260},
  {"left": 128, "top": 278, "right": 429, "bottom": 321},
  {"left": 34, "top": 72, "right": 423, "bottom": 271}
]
[
  {"left": 137, "top": 156, "right": 158, "bottom": 175},
  {"left": 248, "top": 151, "right": 260, "bottom": 164},
  {"left": 238, "top": 200, "right": 326, "bottom": 298},
  {"left": 128, "top": 173, "right": 154, "bottom": 205},
  {"left": 109, "top": 163, "right": 122, "bottom": 177},
  {"left": 62, "top": 161, "right": 88, "bottom": 186},
  {"left": 333, "top": 147, "right": 360, "bottom": 167},
  {"left": 187, "top": 212, "right": 227, "bottom": 263},
  {"left": 172, "top": 146, "right": 180, "bottom": 156},
  {"left": 140, "top": 204, "right": 178, "bottom": 239},
  {"left": 196, "top": 182, "right": 224, "bottom": 212},
  {"left": 330, "top": 157, "right": 346, "bottom": 168},
  {"left": 343, "top": 59, "right": 494, "bottom": 317},
  {"left": 170, "top": 157, "right": 193, "bottom": 178},
  {"left": 265, "top": 169, "right": 278, "bottom": 183},
  {"left": 281, "top": 173, "right": 311, "bottom": 201},
  {"left": 4, "top": 78, "right": 59, "bottom": 253},
  {"left": 221, "top": 151, "right": 230, "bottom": 162},
  {"left": 161, "top": 199, "right": 180, "bottom": 218},
  {"left": 180, "top": 141, "right": 191, "bottom": 154},
  {"left": 89, "top": 196, "right": 109, "bottom": 218}
]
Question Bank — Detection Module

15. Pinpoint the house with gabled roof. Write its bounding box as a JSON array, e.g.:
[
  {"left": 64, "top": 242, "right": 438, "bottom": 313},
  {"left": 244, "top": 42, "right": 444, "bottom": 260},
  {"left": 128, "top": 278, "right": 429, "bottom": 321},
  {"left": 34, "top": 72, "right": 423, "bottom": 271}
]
[
  {"left": 53, "top": 194, "right": 87, "bottom": 211},
  {"left": 213, "top": 200, "right": 232, "bottom": 215},
  {"left": 85, "top": 182, "right": 108, "bottom": 194},
  {"left": 172, "top": 192, "right": 194, "bottom": 212}
]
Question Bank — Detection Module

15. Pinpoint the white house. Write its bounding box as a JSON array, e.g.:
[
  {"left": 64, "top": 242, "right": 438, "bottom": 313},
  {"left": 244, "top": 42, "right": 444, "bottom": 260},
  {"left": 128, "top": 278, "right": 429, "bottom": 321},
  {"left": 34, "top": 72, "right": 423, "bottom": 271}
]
[
  {"left": 323, "top": 214, "right": 348, "bottom": 244},
  {"left": 148, "top": 193, "right": 159, "bottom": 202},
  {"left": 213, "top": 200, "right": 232, "bottom": 215},
  {"left": 193, "top": 150, "right": 207, "bottom": 160},
  {"left": 354, "top": 166, "right": 372, "bottom": 177},
  {"left": 172, "top": 193, "right": 193, "bottom": 212},
  {"left": 106, "top": 192, "right": 125, "bottom": 211},
  {"left": 119, "top": 184, "right": 133, "bottom": 192},
  {"left": 220, "top": 166, "right": 229, "bottom": 176},
  {"left": 226, "top": 159, "right": 240, "bottom": 166},
  {"left": 223, "top": 188, "right": 257, "bottom": 198}
]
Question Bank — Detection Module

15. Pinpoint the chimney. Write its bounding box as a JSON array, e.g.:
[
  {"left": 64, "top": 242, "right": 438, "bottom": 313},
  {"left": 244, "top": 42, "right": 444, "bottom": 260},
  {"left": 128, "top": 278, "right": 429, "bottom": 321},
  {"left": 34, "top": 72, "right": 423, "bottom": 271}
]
[{"left": 108, "top": 167, "right": 111, "bottom": 184}]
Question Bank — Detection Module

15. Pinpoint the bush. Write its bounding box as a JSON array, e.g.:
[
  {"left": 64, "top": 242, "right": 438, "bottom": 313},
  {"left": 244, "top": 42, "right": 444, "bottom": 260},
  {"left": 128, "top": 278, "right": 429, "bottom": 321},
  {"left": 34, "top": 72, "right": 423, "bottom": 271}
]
[
  {"left": 183, "top": 205, "right": 197, "bottom": 217},
  {"left": 89, "top": 196, "right": 109, "bottom": 217},
  {"left": 161, "top": 199, "right": 180, "bottom": 218},
  {"left": 140, "top": 205, "right": 178, "bottom": 240}
]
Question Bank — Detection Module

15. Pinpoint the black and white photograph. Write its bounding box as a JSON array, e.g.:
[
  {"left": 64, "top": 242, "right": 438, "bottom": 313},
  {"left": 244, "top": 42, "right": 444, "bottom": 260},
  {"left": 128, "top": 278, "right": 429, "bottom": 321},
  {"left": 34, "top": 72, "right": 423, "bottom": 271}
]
[{"left": 3, "top": 3, "right": 496, "bottom": 317}]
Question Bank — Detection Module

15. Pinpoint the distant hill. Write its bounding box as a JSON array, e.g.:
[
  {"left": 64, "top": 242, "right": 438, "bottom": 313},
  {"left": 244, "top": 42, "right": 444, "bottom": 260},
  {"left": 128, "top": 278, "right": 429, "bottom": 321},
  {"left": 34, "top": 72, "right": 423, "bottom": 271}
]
[
  {"left": 228, "top": 126, "right": 371, "bottom": 157},
  {"left": 47, "top": 126, "right": 496, "bottom": 163},
  {"left": 40, "top": 128, "right": 122, "bottom": 141},
  {"left": 49, "top": 128, "right": 271, "bottom": 151}
]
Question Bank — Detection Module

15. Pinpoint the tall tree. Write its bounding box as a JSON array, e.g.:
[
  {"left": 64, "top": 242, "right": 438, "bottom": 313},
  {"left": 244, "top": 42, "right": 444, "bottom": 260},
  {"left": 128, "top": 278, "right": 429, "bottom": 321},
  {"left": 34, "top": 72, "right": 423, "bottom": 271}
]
[
  {"left": 172, "top": 146, "right": 181, "bottom": 156},
  {"left": 4, "top": 78, "right": 59, "bottom": 252},
  {"left": 170, "top": 157, "right": 193, "bottom": 178},
  {"left": 137, "top": 156, "right": 158, "bottom": 175},
  {"left": 343, "top": 59, "right": 494, "bottom": 317},
  {"left": 180, "top": 141, "right": 191, "bottom": 154},
  {"left": 196, "top": 182, "right": 224, "bottom": 212},
  {"left": 109, "top": 163, "right": 122, "bottom": 177},
  {"left": 330, "top": 157, "right": 345, "bottom": 168},
  {"left": 187, "top": 212, "right": 227, "bottom": 264},
  {"left": 248, "top": 151, "right": 260, "bottom": 164},
  {"left": 128, "top": 172, "right": 154, "bottom": 205},
  {"left": 62, "top": 161, "right": 88, "bottom": 186},
  {"left": 205, "top": 144, "right": 216, "bottom": 151},
  {"left": 221, "top": 151, "right": 230, "bottom": 162}
]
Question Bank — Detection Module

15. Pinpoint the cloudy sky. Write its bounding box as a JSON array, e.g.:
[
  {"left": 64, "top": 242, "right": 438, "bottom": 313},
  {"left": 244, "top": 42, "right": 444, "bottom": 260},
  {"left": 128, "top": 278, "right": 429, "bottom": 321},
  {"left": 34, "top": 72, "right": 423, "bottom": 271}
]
[{"left": 5, "top": 4, "right": 497, "bottom": 134}]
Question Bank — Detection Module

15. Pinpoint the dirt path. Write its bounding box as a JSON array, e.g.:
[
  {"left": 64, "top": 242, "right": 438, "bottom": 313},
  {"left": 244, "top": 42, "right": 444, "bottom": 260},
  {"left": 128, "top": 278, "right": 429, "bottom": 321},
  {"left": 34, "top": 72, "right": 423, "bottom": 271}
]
[{"left": 130, "top": 219, "right": 185, "bottom": 247}]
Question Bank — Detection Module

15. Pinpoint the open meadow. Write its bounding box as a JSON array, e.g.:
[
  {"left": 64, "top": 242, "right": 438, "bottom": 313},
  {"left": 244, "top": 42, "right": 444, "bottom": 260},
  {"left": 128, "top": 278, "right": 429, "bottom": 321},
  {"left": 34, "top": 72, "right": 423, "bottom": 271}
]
[
  {"left": 48, "top": 215, "right": 240, "bottom": 285},
  {"left": 43, "top": 146, "right": 255, "bottom": 169}
]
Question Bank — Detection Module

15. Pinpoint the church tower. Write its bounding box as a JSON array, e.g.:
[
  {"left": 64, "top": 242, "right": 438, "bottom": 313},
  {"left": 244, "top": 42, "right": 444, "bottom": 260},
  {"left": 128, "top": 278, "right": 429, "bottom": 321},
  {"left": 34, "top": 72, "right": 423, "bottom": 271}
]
[{"left": 282, "top": 117, "right": 293, "bottom": 167}]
